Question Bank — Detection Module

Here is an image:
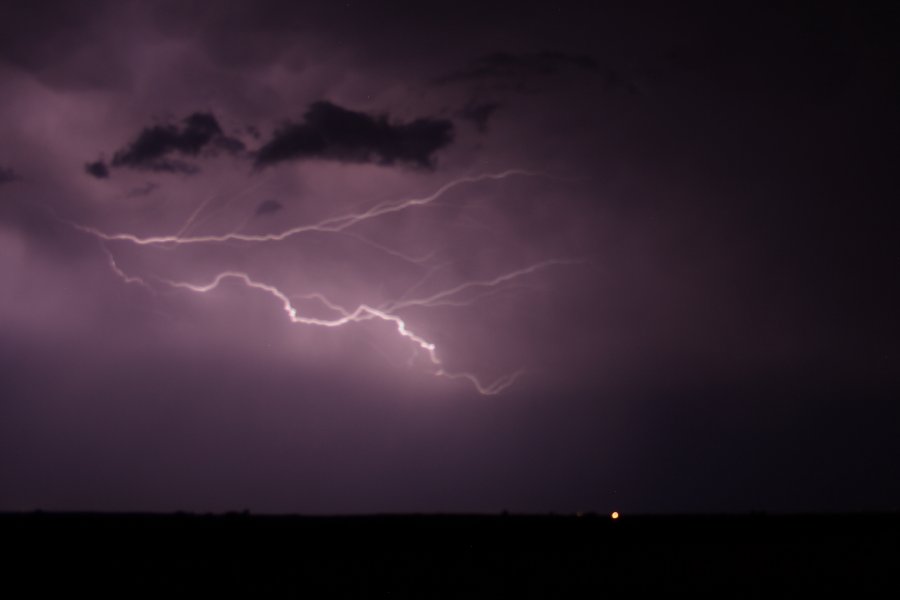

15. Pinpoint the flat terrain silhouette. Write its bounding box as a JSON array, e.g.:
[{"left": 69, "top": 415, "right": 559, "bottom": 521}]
[{"left": 3, "top": 512, "right": 898, "bottom": 595}]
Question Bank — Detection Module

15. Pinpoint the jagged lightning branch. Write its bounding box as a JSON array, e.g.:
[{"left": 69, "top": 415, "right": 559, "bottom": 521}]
[
  {"left": 67, "top": 170, "right": 576, "bottom": 395},
  {"left": 154, "top": 270, "right": 526, "bottom": 395}
]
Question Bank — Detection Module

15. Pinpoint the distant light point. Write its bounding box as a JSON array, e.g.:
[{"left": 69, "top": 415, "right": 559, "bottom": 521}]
[{"left": 611, "top": 511, "right": 620, "bottom": 520}]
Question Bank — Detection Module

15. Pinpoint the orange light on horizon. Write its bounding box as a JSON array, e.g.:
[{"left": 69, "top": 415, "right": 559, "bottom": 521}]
[{"left": 611, "top": 511, "right": 620, "bottom": 520}]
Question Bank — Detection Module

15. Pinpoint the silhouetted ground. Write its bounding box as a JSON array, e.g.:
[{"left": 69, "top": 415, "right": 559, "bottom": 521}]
[{"left": 2, "top": 512, "right": 898, "bottom": 596}]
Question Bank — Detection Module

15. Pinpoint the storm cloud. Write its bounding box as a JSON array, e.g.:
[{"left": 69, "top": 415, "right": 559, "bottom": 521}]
[
  {"left": 84, "top": 160, "right": 109, "bottom": 179},
  {"left": 108, "top": 112, "right": 244, "bottom": 174},
  {"left": 1, "top": 0, "right": 898, "bottom": 517},
  {"left": 253, "top": 101, "right": 454, "bottom": 169}
]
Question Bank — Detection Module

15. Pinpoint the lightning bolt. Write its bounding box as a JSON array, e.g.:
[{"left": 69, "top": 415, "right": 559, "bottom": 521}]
[
  {"left": 381, "top": 259, "right": 581, "bottom": 312},
  {"left": 66, "top": 170, "right": 578, "bottom": 395},
  {"left": 68, "top": 169, "right": 541, "bottom": 245},
  {"left": 153, "top": 270, "right": 524, "bottom": 395},
  {"left": 100, "top": 243, "right": 154, "bottom": 291}
]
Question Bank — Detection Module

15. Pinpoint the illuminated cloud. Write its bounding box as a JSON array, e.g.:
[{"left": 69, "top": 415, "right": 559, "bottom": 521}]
[{"left": 0, "top": 0, "right": 897, "bottom": 515}]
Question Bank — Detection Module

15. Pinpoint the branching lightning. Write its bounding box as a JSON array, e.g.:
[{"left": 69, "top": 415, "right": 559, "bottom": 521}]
[
  {"left": 70, "top": 169, "right": 541, "bottom": 245},
  {"left": 68, "top": 170, "right": 576, "bottom": 395},
  {"left": 156, "top": 270, "right": 523, "bottom": 395}
]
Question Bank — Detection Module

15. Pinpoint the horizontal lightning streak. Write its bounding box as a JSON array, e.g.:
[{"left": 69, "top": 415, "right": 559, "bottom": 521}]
[
  {"left": 69, "top": 170, "right": 540, "bottom": 246},
  {"left": 383, "top": 259, "right": 581, "bottom": 311},
  {"left": 407, "top": 283, "right": 533, "bottom": 308}
]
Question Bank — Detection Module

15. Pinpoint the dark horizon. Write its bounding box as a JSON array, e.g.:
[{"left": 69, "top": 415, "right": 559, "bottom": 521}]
[
  {"left": 1, "top": 1, "right": 898, "bottom": 516},
  {"left": 5, "top": 511, "right": 899, "bottom": 595}
]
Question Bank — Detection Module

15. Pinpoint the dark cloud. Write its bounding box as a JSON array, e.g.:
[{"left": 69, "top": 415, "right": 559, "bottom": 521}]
[
  {"left": 436, "top": 51, "right": 599, "bottom": 85},
  {"left": 84, "top": 160, "right": 109, "bottom": 179},
  {"left": 459, "top": 101, "right": 502, "bottom": 133},
  {"left": 109, "top": 112, "right": 244, "bottom": 174},
  {"left": 0, "top": 166, "right": 16, "bottom": 184},
  {"left": 255, "top": 199, "right": 283, "bottom": 216},
  {"left": 254, "top": 101, "right": 454, "bottom": 169}
]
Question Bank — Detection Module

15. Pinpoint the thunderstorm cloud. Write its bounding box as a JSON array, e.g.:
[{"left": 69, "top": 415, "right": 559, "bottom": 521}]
[
  {"left": 253, "top": 101, "right": 454, "bottom": 169},
  {"left": 108, "top": 112, "right": 244, "bottom": 174},
  {"left": 0, "top": 0, "right": 897, "bottom": 516},
  {"left": 84, "top": 160, "right": 110, "bottom": 179}
]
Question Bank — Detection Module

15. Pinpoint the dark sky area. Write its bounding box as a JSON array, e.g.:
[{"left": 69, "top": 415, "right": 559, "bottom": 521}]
[{"left": 0, "top": 0, "right": 898, "bottom": 514}]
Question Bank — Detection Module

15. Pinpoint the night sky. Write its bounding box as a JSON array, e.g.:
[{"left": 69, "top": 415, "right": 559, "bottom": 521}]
[{"left": 1, "top": 1, "right": 898, "bottom": 514}]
